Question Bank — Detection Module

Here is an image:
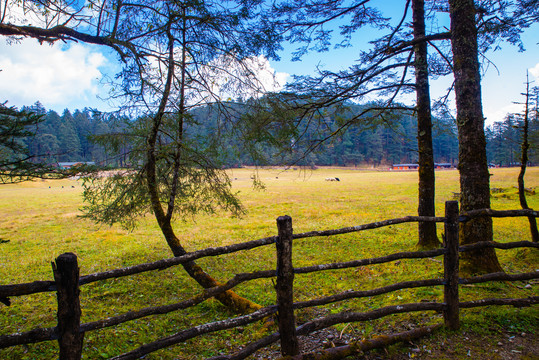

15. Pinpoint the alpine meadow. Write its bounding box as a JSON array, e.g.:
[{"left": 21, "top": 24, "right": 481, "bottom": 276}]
[{"left": 1, "top": 167, "right": 538, "bottom": 358}]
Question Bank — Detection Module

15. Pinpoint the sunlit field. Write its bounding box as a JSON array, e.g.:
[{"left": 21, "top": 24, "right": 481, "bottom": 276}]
[{"left": 1, "top": 167, "right": 538, "bottom": 359}]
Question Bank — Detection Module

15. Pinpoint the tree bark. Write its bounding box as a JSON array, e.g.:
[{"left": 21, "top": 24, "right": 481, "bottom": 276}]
[
  {"left": 144, "top": 23, "right": 261, "bottom": 314},
  {"left": 53, "top": 253, "right": 84, "bottom": 360},
  {"left": 275, "top": 216, "right": 299, "bottom": 356},
  {"left": 443, "top": 201, "right": 460, "bottom": 330},
  {"left": 413, "top": 0, "right": 440, "bottom": 249},
  {"left": 448, "top": 0, "right": 502, "bottom": 274},
  {"left": 162, "top": 223, "right": 262, "bottom": 313},
  {"left": 517, "top": 73, "right": 539, "bottom": 242}
]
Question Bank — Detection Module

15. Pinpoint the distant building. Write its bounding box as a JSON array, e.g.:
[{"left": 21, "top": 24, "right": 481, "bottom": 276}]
[
  {"left": 391, "top": 164, "right": 419, "bottom": 170},
  {"left": 391, "top": 163, "right": 454, "bottom": 170},
  {"left": 435, "top": 163, "right": 453, "bottom": 169},
  {"left": 57, "top": 162, "right": 95, "bottom": 169}
]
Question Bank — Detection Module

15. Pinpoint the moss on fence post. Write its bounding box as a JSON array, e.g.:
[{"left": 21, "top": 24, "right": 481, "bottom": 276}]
[
  {"left": 443, "top": 201, "right": 460, "bottom": 330},
  {"left": 276, "top": 215, "right": 300, "bottom": 356},
  {"left": 53, "top": 253, "right": 84, "bottom": 360}
]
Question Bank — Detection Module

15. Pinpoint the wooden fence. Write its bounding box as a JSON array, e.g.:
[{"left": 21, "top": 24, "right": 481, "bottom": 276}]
[{"left": 1, "top": 201, "right": 538, "bottom": 359}]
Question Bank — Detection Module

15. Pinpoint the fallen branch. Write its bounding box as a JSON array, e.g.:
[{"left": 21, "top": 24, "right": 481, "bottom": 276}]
[
  {"left": 279, "top": 324, "right": 442, "bottom": 360},
  {"left": 513, "top": 185, "right": 535, "bottom": 195},
  {"left": 212, "top": 303, "right": 443, "bottom": 360}
]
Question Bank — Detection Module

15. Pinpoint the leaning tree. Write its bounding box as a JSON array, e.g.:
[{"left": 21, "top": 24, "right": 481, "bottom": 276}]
[
  {"left": 79, "top": 0, "right": 284, "bottom": 312},
  {"left": 1, "top": 0, "right": 281, "bottom": 312}
]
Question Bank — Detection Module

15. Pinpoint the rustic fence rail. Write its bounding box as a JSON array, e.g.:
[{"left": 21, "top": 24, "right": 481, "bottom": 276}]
[{"left": 1, "top": 201, "right": 538, "bottom": 359}]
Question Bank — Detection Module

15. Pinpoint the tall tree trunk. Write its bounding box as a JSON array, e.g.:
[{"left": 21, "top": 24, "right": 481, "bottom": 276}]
[
  {"left": 517, "top": 73, "right": 539, "bottom": 242},
  {"left": 413, "top": 0, "right": 440, "bottom": 249},
  {"left": 448, "top": 0, "right": 502, "bottom": 274}
]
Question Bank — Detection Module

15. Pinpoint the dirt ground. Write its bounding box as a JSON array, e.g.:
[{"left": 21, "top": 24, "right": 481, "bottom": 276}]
[{"left": 250, "top": 324, "right": 538, "bottom": 360}]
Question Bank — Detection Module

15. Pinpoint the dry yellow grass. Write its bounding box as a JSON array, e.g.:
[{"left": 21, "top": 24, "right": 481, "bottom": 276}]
[{"left": 0, "top": 167, "right": 537, "bottom": 359}]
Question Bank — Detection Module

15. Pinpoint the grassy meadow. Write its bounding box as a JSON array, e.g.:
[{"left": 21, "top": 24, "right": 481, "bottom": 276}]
[{"left": 0, "top": 167, "right": 538, "bottom": 359}]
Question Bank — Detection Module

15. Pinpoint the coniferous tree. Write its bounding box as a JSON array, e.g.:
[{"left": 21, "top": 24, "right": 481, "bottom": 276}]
[
  {"left": 0, "top": 103, "right": 68, "bottom": 183},
  {"left": 58, "top": 110, "right": 82, "bottom": 161},
  {"left": 449, "top": 0, "right": 502, "bottom": 274},
  {"left": 413, "top": 0, "right": 440, "bottom": 249},
  {"left": 515, "top": 74, "right": 538, "bottom": 242},
  {"left": 77, "top": 0, "right": 280, "bottom": 313},
  {"left": 73, "top": 109, "right": 92, "bottom": 160}
]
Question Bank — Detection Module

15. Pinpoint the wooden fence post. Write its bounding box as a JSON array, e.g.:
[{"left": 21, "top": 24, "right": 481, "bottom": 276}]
[
  {"left": 443, "top": 201, "right": 460, "bottom": 330},
  {"left": 53, "top": 253, "right": 83, "bottom": 360},
  {"left": 276, "top": 215, "right": 300, "bottom": 356}
]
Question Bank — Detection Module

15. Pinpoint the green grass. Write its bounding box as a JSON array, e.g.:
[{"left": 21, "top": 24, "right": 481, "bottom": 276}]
[{"left": 0, "top": 167, "right": 538, "bottom": 359}]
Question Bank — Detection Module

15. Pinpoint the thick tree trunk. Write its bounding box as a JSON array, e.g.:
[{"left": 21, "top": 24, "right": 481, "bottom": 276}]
[
  {"left": 413, "top": 0, "right": 440, "bottom": 250},
  {"left": 449, "top": 0, "right": 502, "bottom": 274}
]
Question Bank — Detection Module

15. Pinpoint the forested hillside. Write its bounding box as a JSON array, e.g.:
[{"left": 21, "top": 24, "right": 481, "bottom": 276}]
[
  {"left": 19, "top": 101, "right": 537, "bottom": 168},
  {"left": 21, "top": 102, "right": 110, "bottom": 165}
]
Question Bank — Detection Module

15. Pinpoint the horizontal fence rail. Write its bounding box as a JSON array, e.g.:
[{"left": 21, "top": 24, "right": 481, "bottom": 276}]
[
  {"left": 459, "top": 208, "right": 539, "bottom": 222},
  {"left": 293, "top": 216, "right": 446, "bottom": 240},
  {"left": 1, "top": 201, "right": 538, "bottom": 360}
]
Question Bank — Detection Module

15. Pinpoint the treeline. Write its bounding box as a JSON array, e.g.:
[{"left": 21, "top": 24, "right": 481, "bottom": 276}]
[
  {"left": 486, "top": 113, "right": 539, "bottom": 166},
  {"left": 21, "top": 102, "right": 110, "bottom": 165},
  {"left": 284, "top": 113, "right": 459, "bottom": 167},
  {"left": 202, "top": 103, "right": 460, "bottom": 167},
  {"left": 19, "top": 101, "right": 536, "bottom": 168}
]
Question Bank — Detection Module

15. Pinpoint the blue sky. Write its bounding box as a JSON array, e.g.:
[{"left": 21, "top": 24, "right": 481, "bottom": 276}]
[
  {"left": 0, "top": 2, "right": 537, "bottom": 126},
  {"left": 270, "top": 4, "right": 539, "bottom": 126}
]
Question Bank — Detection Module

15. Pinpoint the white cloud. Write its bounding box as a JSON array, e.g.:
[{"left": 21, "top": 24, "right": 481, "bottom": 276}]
[
  {"left": 184, "top": 54, "right": 289, "bottom": 105},
  {"left": 205, "top": 54, "right": 289, "bottom": 98},
  {"left": 249, "top": 56, "right": 289, "bottom": 93},
  {"left": 483, "top": 62, "right": 539, "bottom": 126},
  {"left": 529, "top": 62, "right": 539, "bottom": 81},
  {"left": 0, "top": 37, "right": 287, "bottom": 112},
  {"left": 483, "top": 102, "right": 522, "bottom": 126},
  {"left": 0, "top": 39, "right": 107, "bottom": 109}
]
